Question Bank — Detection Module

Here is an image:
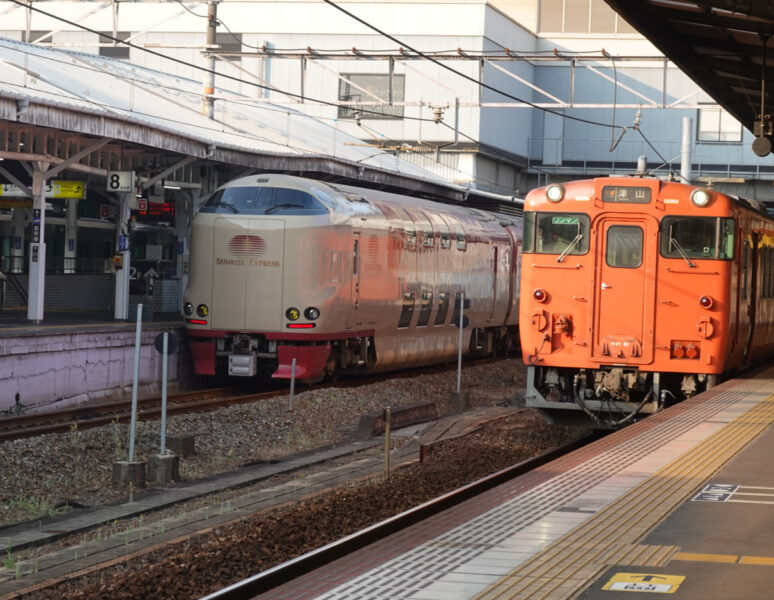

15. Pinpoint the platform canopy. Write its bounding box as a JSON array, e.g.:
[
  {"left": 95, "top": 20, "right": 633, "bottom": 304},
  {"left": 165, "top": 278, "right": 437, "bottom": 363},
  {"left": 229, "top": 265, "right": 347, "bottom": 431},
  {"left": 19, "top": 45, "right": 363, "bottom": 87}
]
[
  {"left": 605, "top": 1, "right": 774, "bottom": 155},
  {"left": 0, "top": 36, "right": 477, "bottom": 201}
]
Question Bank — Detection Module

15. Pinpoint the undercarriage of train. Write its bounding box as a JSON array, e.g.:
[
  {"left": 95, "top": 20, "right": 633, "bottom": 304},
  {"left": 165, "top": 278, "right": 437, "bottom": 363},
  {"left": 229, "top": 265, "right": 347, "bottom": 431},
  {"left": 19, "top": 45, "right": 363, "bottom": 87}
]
[
  {"left": 220, "top": 333, "right": 377, "bottom": 381},
  {"left": 526, "top": 365, "right": 718, "bottom": 428}
]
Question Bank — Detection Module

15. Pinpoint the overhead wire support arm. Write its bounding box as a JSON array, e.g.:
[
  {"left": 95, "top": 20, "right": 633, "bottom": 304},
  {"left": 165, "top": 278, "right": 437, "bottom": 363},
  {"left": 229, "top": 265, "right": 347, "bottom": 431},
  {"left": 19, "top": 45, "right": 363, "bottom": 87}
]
[{"left": 319, "top": 0, "right": 626, "bottom": 131}]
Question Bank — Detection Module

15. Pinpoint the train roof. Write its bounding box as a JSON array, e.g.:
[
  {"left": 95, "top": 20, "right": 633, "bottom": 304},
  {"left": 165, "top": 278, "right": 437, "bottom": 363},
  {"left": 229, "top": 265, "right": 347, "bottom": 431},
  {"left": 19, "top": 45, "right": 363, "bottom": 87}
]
[
  {"left": 212, "top": 174, "right": 523, "bottom": 227},
  {"left": 527, "top": 176, "right": 773, "bottom": 220}
]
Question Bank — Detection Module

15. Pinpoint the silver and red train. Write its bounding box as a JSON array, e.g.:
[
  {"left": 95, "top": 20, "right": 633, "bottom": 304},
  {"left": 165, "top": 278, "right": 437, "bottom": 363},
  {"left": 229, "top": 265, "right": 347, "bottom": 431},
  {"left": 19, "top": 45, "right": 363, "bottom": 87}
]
[{"left": 183, "top": 174, "right": 523, "bottom": 382}]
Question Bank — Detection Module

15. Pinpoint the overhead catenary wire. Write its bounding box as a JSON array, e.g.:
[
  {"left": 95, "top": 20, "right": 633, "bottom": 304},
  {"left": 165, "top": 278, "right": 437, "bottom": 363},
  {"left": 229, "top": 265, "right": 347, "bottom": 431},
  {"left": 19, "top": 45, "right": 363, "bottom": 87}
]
[
  {"left": 607, "top": 52, "right": 628, "bottom": 153},
  {"left": 0, "top": 3, "right": 507, "bottom": 181},
  {"left": 3, "top": 0, "right": 444, "bottom": 124},
  {"left": 320, "top": 0, "right": 625, "bottom": 132},
  {"left": 6, "top": 0, "right": 679, "bottom": 191},
  {"left": 9, "top": 0, "right": 626, "bottom": 135},
  {"left": 0, "top": 42, "right": 512, "bottom": 192},
  {"left": 4, "top": 0, "right": 510, "bottom": 167}
]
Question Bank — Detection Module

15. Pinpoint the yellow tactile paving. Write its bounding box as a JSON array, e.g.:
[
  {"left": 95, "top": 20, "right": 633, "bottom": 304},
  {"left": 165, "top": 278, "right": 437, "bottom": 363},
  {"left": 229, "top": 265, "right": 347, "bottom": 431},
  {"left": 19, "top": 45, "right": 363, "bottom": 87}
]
[{"left": 474, "top": 390, "right": 774, "bottom": 600}]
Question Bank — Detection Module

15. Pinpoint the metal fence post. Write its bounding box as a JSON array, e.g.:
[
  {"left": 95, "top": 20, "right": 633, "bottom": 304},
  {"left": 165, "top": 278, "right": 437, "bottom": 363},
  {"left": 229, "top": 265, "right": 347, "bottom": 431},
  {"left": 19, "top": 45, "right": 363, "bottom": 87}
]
[{"left": 128, "top": 303, "right": 142, "bottom": 461}]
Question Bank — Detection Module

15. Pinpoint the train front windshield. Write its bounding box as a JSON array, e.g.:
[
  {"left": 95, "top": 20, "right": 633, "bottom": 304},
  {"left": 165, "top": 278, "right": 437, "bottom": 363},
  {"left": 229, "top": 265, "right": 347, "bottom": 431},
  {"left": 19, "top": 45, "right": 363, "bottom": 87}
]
[
  {"left": 199, "top": 186, "right": 329, "bottom": 215},
  {"left": 523, "top": 213, "right": 591, "bottom": 255},
  {"left": 659, "top": 217, "right": 735, "bottom": 260}
]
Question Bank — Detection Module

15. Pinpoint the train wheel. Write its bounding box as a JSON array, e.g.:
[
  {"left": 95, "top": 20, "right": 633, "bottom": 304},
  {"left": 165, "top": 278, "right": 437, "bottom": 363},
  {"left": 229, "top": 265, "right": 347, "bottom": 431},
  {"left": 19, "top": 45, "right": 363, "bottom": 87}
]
[
  {"left": 324, "top": 357, "right": 341, "bottom": 383},
  {"left": 497, "top": 328, "right": 519, "bottom": 357}
]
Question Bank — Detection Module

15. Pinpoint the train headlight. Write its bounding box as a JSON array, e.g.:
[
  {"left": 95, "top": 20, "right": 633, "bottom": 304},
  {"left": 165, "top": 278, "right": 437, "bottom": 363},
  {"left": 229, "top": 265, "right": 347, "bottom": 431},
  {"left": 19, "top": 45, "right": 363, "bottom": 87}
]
[
  {"left": 691, "top": 188, "right": 712, "bottom": 207},
  {"left": 183, "top": 302, "right": 193, "bottom": 316},
  {"left": 546, "top": 184, "right": 565, "bottom": 203},
  {"left": 699, "top": 295, "right": 714, "bottom": 309},
  {"left": 533, "top": 288, "right": 548, "bottom": 303},
  {"left": 196, "top": 304, "right": 209, "bottom": 317},
  {"left": 286, "top": 307, "right": 300, "bottom": 321},
  {"left": 304, "top": 307, "right": 320, "bottom": 320}
]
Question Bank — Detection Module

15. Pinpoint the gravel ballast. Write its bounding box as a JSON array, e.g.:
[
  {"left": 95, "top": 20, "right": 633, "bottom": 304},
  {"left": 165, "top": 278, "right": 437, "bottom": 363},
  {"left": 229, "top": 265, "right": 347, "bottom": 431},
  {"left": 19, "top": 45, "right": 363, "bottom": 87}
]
[{"left": 1, "top": 359, "right": 528, "bottom": 527}]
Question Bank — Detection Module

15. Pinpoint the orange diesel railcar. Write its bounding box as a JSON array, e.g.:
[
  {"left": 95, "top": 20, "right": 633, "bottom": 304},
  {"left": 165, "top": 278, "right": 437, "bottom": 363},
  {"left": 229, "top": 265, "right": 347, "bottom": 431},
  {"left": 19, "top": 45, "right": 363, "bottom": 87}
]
[{"left": 520, "top": 176, "right": 774, "bottom": 427}]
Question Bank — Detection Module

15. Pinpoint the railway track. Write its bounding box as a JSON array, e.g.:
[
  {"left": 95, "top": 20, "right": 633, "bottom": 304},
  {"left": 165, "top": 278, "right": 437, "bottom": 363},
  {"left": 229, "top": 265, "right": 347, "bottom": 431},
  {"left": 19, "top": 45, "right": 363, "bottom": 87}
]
[
  {"left": 2, "top": 399, "right": 580, "bottom": 600},
  {"left": 0, "top": 388, "right": 275, "bottom": 443},
  {"left": 200, "top": 431, "right": 599, "bottom": 600},
  {"left": 0, "top": 357, "right": 508, "bottom": 443}
]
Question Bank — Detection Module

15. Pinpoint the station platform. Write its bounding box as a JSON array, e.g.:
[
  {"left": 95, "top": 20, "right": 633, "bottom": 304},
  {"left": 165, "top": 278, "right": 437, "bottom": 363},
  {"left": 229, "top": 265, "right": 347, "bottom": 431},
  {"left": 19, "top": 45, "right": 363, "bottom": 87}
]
[
  {"left": 0, "top": 308, "right": 182, "bottom": 332},
  {"left": 256, "top": 364, "right": 774, "bottom": 600},
  {"left": 0, "top": 308, "right": 187, "bottom": 414}
]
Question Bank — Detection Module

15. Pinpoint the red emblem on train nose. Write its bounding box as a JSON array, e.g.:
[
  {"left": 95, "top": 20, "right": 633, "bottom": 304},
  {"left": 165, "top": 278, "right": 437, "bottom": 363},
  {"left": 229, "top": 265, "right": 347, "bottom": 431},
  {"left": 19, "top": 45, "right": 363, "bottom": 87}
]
[{"left": 228, "top": 235, "right": 266, "bottom": 257}]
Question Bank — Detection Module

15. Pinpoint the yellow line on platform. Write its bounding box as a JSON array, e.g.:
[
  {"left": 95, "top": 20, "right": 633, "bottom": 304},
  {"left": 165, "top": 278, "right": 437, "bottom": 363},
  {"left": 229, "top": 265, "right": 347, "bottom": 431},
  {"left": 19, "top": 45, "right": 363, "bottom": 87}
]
[
  {"left": 738, "top": 556, "right": 774, "bottom": 565},
  {"left": 673, "top": 552, "right": 774, "bottom": 565},
  {"left": 673, "top": 552, "right": 737, "bottom": 563},
  {"left": 475, "top": 384, "right": 774, "bottom": 600}
]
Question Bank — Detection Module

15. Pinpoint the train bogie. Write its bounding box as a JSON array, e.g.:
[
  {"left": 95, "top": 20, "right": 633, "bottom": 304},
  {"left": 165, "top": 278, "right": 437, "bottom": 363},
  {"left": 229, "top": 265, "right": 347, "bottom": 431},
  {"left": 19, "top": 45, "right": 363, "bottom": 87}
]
[{"left": 185, "top": 174, "right": 522, "bottom": 383}]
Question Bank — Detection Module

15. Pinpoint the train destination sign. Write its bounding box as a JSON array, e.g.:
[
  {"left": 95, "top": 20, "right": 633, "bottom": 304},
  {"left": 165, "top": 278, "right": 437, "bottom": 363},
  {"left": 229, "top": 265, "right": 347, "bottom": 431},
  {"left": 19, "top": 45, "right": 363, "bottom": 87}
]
[{"left": 601, "top": 185, "right": 651, "bottom": 204}]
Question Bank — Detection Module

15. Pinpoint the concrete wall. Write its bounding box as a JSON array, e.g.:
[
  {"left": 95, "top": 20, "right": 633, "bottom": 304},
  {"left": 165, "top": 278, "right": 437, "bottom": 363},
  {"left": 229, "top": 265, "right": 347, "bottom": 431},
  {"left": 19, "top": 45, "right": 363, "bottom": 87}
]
[{"left": 0, "top": 325, "right": 189, "bottom": 414}]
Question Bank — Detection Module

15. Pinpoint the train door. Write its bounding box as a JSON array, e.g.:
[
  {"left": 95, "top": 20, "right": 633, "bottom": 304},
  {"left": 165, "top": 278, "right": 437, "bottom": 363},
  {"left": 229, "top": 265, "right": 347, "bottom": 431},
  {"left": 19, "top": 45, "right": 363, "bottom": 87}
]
[
  {"left": 504, "top": 226, "right": 521, "bottom": 322},
  {"left": 592, "top": 216, "right": 657, "bottom": 363},
  {"left": 345, "top": 232, "right": 360, "bottom": 330},
  {"left": 733, "top": 237, "right": 749, "bottom": 353},
  {"left": 489, "top": 245, "right": 498, "bottom": 320},
  {"left": 744, "top": 233, "right": 760, "bottom": 363}
]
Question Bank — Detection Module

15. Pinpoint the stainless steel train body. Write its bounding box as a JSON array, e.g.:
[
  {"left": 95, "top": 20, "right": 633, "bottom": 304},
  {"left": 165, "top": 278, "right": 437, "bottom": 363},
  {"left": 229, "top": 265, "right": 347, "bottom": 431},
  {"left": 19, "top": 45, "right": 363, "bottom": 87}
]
[{"left": 184, "top": 174, "right": 522, "bottom": 381}]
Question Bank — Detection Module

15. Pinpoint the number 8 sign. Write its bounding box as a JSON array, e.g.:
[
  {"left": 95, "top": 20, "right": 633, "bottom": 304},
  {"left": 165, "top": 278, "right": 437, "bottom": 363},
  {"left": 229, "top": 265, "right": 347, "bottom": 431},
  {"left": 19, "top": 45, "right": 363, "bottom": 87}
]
[{"left": 107, "top": 171, "right": 135, "bottom": 193}]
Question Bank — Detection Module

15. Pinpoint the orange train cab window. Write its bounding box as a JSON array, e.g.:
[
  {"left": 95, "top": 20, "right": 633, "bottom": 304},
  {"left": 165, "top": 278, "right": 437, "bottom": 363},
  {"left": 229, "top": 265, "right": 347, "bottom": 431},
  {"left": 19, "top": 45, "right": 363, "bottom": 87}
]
[{"left": 606, "top": 225, "right": 643, "bottom": 268}]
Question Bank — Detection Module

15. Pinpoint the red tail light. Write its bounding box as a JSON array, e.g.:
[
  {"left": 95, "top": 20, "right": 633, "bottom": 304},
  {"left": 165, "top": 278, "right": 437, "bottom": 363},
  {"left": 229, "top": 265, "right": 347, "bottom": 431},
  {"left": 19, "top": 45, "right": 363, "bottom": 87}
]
[
  {"left": 287, "top": 323, "right": 316, "bottom": 329},
  {"left": 671, "top": 341, "right": 700, "bottom": 359},
  {"left": 187, "top": 319, "right": 208, "bottom": 325}
]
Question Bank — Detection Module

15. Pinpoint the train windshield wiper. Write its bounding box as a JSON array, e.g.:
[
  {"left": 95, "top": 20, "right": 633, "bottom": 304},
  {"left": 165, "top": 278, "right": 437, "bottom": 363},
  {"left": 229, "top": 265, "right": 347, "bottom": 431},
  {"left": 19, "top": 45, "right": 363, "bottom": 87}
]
[
  {"left": 556, "top": 234, "right": 583, "bottom": 263},
  {"left": 669, "top": 234, "right": 696, "bottom": 268},
  {"left": 265, "top": 203, "right": 305, "bottom": 214},
  {"left": 207, "top": 201, "right": 238, "bottom": 213}
]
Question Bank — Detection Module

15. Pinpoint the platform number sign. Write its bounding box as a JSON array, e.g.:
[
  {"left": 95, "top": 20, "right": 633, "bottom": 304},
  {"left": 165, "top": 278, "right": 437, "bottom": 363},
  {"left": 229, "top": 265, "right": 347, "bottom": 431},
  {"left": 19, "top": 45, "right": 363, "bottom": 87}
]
[{"left": 107, "top": 171, "right": 135, "bottom": 193}]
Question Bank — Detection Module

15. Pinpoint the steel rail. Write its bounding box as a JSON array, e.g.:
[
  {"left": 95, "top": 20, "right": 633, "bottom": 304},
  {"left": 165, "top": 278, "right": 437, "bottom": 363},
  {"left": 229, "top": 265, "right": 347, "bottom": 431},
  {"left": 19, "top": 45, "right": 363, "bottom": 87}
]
[
  {"left": 0, "top": 357, "right": 511, "bottom": 443},
  {"left": 200, "top": 431, "right": 601, "bottom": 600},
  {"left": 0, "top": 388, "right": 238, "bottom": 442}
]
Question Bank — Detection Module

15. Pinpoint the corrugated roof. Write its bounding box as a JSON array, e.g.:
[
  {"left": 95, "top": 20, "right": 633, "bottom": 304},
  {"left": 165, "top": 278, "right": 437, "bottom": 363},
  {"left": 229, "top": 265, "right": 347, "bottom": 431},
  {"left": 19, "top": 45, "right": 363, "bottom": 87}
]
[
  {"left": 604, "top": 1, "right": 774, "bottom": 153},
  {"left": 0, "top": 36, "right": 440, "bottom": 179}
]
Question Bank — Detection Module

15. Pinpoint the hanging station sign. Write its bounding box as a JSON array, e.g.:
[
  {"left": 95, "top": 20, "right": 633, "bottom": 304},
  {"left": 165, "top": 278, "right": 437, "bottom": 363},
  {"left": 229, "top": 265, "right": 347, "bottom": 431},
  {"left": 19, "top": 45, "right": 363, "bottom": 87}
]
[
  {"left": 0, "top": 180, "right": 86, "bottom": 208},
  {"left": 106, "top": 171, "right": 135, "bottom": 193}
]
